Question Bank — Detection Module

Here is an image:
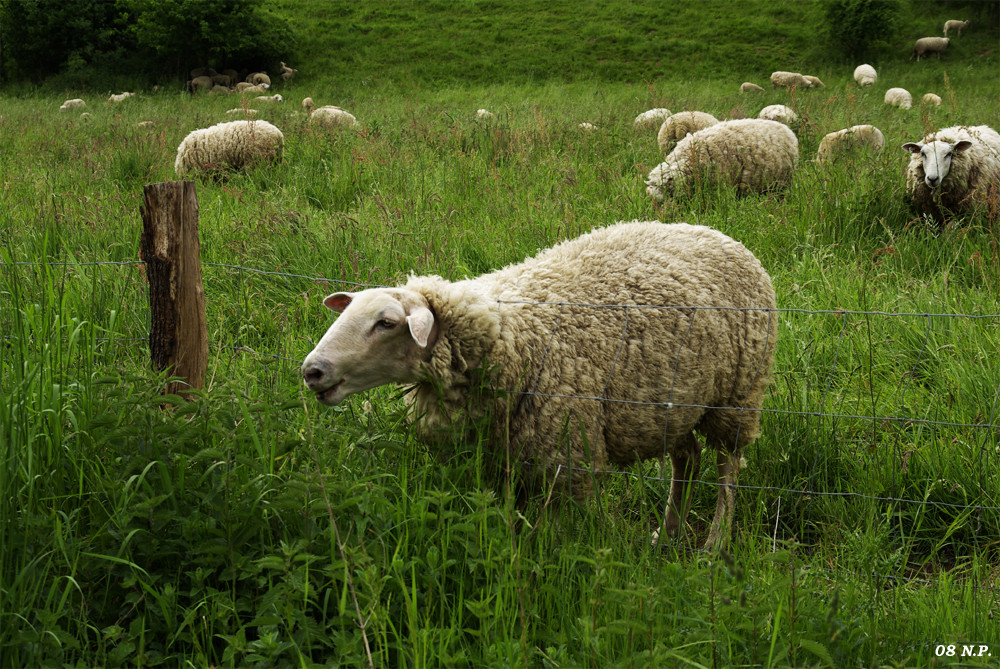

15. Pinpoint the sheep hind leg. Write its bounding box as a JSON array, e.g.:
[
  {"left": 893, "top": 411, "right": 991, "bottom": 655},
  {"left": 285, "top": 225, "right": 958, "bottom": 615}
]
[
  {"left": 704, "top": 440, "right": 742, "bottom": 551},
  {"left": 653, "top": 432, "right": 701, "bottom": 545}
]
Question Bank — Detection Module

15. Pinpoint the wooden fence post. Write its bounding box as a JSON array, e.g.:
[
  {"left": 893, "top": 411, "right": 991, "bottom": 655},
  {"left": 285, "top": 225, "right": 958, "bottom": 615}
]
[{"left": 139, "top": 181, "right": 208, "bottom": 398}]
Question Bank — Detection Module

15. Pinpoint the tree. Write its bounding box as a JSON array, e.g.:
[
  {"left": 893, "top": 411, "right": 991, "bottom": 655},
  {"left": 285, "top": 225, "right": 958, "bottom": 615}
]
[{"left": 823, "top": 0, "right": 903, "bottom": 62}]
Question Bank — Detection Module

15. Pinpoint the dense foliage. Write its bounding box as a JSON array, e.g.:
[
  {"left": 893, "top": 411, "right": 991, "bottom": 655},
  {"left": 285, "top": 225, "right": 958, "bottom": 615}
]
[{"left": 822, "top": 0, "right": 903, "bottom": 62}]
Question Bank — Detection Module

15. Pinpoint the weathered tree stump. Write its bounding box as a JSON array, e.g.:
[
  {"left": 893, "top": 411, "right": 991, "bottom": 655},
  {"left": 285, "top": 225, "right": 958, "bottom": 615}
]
[{"left": 139, "top": 181, "right": 208, "bottom": 398}]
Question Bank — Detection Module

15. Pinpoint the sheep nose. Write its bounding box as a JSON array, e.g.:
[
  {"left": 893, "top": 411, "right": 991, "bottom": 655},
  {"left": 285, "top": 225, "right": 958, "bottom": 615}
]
[
  {"left": 926, "top": 175, "right": 939, "bottom": 188},
  {"left": 301, "top": 361, "right": 330, "bottom": 388}
]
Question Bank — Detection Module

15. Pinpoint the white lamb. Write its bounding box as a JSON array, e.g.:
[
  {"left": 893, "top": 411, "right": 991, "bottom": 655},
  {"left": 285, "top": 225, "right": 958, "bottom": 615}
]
[
  {"left": 943, "top": 19, "right": 970, "bottom": 37},
  {"left": 884, "top": 87, "right": 912, "bottom": 109},
  {"left": 301, "top": 221, "right": 778, "bottom": 551},
  {"left": 656, "top": 111, "right": 719, "bottom": 152},
  {"left": 912, "top": 37, "right": 950, "bottom": 61},
  {"left": 740, "top": 82, "right": 765, "bottom": 93},
  {"left": 60, "top": 99, "right": 86, "bottom": 111},
  {"left": 902, "top": 125, "right": 1000, "bottom": 224},
  {"left": 302, "top": 97, "right": 315, "bottom": 113},
  {"left": 770, "top": 71, "right": 813, "bottom": 90},
  {"left": 107, "top": 92, "right": 135, "bottom": 104},
  {"left": 922, "top": 93, "right": 942, "bottom": 107},
  {"left": 174, "top": 119, "right": 284, "bottom": 176},
  {"left": 255, "top": 94, "right": 284, "bottom": 103},
  {"left": 853, "top": 64, "right": 877, "bottom": 87},
  {"left": 816, "top": 125, "right": 885, "bottom": 164},
  {"left": 647, "top": 118, "right": 799, "bottom": 200},
  {"left": 634, "top": 108, "right": 672, "bottom": 130},
  {"left": 309, "top": 106, "right": 360, "bottom": 129},
  {"left": 758, "top": 104, "right": 798, "bottom": 127}
]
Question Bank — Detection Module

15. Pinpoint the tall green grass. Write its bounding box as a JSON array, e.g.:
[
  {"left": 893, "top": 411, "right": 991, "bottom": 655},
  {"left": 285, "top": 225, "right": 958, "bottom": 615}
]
[{"left": 2, "top": 5, "right": 1000, "bottom": 665}]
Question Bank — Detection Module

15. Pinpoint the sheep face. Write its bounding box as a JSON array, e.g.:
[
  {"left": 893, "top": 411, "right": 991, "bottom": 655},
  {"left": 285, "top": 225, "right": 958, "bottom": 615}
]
[
  {"left": 903, "top": 139, "right": 973, "bottom": 188},
  {"left": 302, "top": 288, "right": 436, "bottom": 405}
]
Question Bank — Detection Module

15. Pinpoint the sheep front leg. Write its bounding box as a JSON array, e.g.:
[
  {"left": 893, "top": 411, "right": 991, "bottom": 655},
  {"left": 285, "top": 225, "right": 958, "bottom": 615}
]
[
  {"left": 705, "top": 444, "right": 741, "bottom": 551},
  {"left": 653, "top": 433, "right": 701, "bottom": 545}
]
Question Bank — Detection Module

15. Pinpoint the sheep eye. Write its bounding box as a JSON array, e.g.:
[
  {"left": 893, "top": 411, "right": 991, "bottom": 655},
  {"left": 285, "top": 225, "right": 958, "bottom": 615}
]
[{"left": 374, "top": 319, "right": 396, "bottom": 331}]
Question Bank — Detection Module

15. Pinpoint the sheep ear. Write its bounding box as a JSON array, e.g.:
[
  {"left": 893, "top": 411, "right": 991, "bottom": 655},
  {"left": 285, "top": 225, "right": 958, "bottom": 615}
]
[
  {"left": 323, "top": 292, "right": 354, "bottom": 312},
  {"left": 953, "top": 140, "right": 973, "bottom": 153},
  {"left": 902, "top": 142, "right": 922, "bottom": 154},
  {"left": 406, "top": 306, "right": 435, "bottom": 348}
]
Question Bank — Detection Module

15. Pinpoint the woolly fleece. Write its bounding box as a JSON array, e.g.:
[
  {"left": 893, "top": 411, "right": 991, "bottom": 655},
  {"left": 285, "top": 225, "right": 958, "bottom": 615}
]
[
  {"left": 884, "top": 87, "right": 912, "bottom": 109},
  {"left": 174, "top": 120, "right": 284, "bottom": 176},
  {"left": 656, "top": 111, "right": 720, "bottom": 152},
  {"left": 647, "top": 119, "right": 799, "bottom": 200},
  {"left": 816, "top": 125, "right": 885, "bottom": 164},
  {"left": 304, "top": 221, "right": 777, "bottom": 549},
  {"left": 853, "top": 64, "right": 877, "bottom": 87}
]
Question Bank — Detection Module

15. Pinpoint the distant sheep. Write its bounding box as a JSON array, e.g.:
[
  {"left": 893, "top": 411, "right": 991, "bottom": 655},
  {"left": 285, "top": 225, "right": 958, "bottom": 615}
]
[
  {"left": 310, "top": 106, "right": 360, "bottom": 129},
  {"left": 107, "top": 92, "right": 135, "bottom": 104},
  {"left": 816, "top": 125, "right": 885, "bottom": 164},
  {"left": 302, "top": 97, "right": 315, "bottom": 113},
  {"left": 255, "top": 94, "right": 284, "bottom": 103},
  {"left": 60, "top": 99, "right": 86, "bottom": 111},
  {"left": 475, "top": 109, "right": 494, "bottom": 120},
  {"left": 922, "top": 93, "right": 942, "bottom": 107},
  {"left": 943, "top": 19, "right": 970, "bottom": 37},
  {"left": 758, "top": 104, "right": 798, "bottom": 127},
  {"left": 578, "top": 122, "right": 598, "bottom": 132},
  {"left": 246, "top": 72, "right": 271, "bottom": 86},
  {"left": 647, "top": 118, "right": 798, "bottom": 200},
  {"left": 853, "top": 64, "right": 877, "bottom": 87},
  {"left": 188, "top": 76, "right": 214, "bottom": 93},
  {"left": 301, "top": 220, "right": 778, "bottom": 551},
  {"left": 884, "top": 87, "right": 912, "bottom": 109},
  {"left": 740, "top": 82, "right": 765, "bottom": 93},
  {"left": 770, "top": 71, "right": 813, "bottom": 89},
  {"left": 174, "top": 119, "right": 284, "bottom": 176},
  {"left": 903, "top": 125, "right": 1000, "bottom": 224},
  {"left": 634, "top": 108, "right": 672, "bottom": 130},
  {"left": 802, "top": 75, "right": 825, "bottom": 88},
  {"left": 912, "top": 37, "right": 950, "bottom": 61},
  {"left": 238, "top": 84, "right": 269, "bottom": 94},
  {"left": 225, "top": 108, "right": 258, "bottom": 116},
  {"left": 279, "top": 61, "right": 298, "bottom": 82},
  {"left": 656, "top": 111, "right": 719, "bottom": 152}
]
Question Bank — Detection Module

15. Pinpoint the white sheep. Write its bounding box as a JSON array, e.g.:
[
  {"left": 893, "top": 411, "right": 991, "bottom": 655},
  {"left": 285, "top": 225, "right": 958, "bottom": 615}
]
[
  {"left": 770, "top": 71, "right": 813, "bottom": 90},
  {"left": 902, "top": 125, "right": 1000, "bottom": 224},
  {"left": 884, "top": 87, "right": 912, "bottom": 109},
  {"left": 225, "top": 108, "right": 258, "bottom": 116},
  {"left": 255, "top": 94, "right": 284, "bottom": 103},
  {"left": 633, "top": 108, "right": 672, "bottom": 130},
  {"left": 578, "top": 122, "right": 598, "bottom": 132},
  {"left": 740, "top": 82, "right": 765, "bottom": 93},
  {"left": 302, "top": 97, "right": 315, "bottom": 113},
  {"left": 475, "top": 109, "right": 494, "bottom": 120},
  {"left": 758, "top": 104, "right": 798, "bottom": 127},
  {"left": 922, "top": 93, "right": 942, "bottom": 107},
  {"left": 802, "top": 75, "right": 825, "bottom": 88},
  {"left": 309, "top": 106, "right": 360, "bottom": 129},
  {"left": 656, "top": 111, "right": 719, "bottom": 153},
  {"left": 816, "top": 124, "right": 885, "bottom": 164},
  {"left": 912, "top": 37, "right": 950, "bottom": 61},
  {"left": 107, "top": 92, "right": 135, "bottom": 104},
  {"left": 853, "top": 64, "right": 877, "bottom": 87},
  {"left": 301, "top": 220, "right": 778, "bottom": 551},
  {"left": 60, "top": 99, "right": 86, "bottom": 111},
  {"left": 943, "top": 19, "right": 970, "bottom": 37},
  {"left": 647, "top": 119, "right": 798, "bottom": 200},
  {"left": 174, "top": 119, "right": 284, "bottom": 176},
  {"left": 279, "top": 61, "right": 297, "bottom": 82}
]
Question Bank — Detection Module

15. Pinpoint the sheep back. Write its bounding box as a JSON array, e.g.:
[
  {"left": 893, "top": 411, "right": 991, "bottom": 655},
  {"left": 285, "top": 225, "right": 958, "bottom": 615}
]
[
  {"left": 656, "top": 111, "right": 719, "bottom": 152},
  {"left": 174, "top": 120, "right": 284, "bottom": 176},
  {"left": 816, "top": 124, "right": 885, "bottom": 164},
  {"left": 309, "top": 106, "right": 360, "bottom": 129},
  {"left": 647, "top": 118, "right": 799, "bottom": 199},
  {"left": 853, "top": 64, "right": 877, "bottom": 87},
  {"left": 403, "top": 221, "right": 777, "bottom": 494},
  {"left": 884, "top": 87, "right": 912, "bottom": 109},
  {"left": 770, "top": 71, "right": 812, "bottom": 89},
  {"left": 912, "top": 37, "right": 949, "bottom": 60},
  {"left": 634, "top": 108, "right": 672, "bottom": 130}
]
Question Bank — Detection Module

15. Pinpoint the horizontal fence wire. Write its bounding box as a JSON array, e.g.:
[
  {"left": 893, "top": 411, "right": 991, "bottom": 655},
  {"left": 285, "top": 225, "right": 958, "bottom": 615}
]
[{"left": 3, "top": 258, "right": 999, "bottom": 592}]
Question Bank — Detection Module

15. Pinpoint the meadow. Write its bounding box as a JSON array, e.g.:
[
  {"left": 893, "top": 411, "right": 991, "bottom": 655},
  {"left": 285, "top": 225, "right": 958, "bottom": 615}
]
[{"left": 2, "top": 2, "right": 1000, "bottom": 667}]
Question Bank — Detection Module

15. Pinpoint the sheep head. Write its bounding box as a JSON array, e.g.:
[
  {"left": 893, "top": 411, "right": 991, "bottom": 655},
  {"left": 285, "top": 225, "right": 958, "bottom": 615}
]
[
  {"left": 302, "top": 288, "right": 437, "bottom": 405},
  {"left": 903, "top": 139, "right": 973, "bottom": 188}
]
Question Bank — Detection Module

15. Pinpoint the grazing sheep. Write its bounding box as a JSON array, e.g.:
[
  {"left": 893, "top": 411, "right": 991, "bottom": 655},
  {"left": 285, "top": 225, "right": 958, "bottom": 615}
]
[
  {"left": 853, "top": 64, "right": 877, "bottom": 87},
  {"left": 758, "top": 104, "right": 798, "bottom": 127},
  {"left": 246, "top": 72, "right": 271, "bottom": 86},
  {"left": 884, "top": 87, "right": 913, "bottom": 109},
  {"left": 174, "top": 119, "right": 284, "bottom": 176},
  {"left": 770, "top": 71, "right": 813, "bottom": 90},
  {"left": 238, "top": 84, "right": 269, "bottom": 94},
  {"left": 255, "top": 94, "right": 284, "bottom": 103},
  {"left": 280, "top": 61, "right": 298, "bottom": 82},
  {"left": 943, "top": 19, "right": 970, "bottom": 37},
  {"left": 211, "top": 74, "right": 233, "bottom": 87},
  {"left": 107, "top": 92, "right": 135, "bottom": 104},
  {"left": 309, "top": 106, "right": 360, "bottom": 129},
  {"left": 59, "top": 99, "right": 86, "bottom": 111},
  {"left": 912, "top": 37, "right": 950, "bottom": 61},
  {"left": 902, "top": 125, "right": 1000, "bottom": 224},
  {"left": 816, "top": 125, "right": 885, "bottom": 164},
  {"left": 188, "top": 76, "right": 214, "bottom": 93},
  {"left": 225, "top": 108, "right": 258, "bottom": 116},
  {"left": 922, "top": 93, "right": 942, "bottom": 107},
  {"left": 656, "top": 111, "right": 720, "bottom": 152},
  {"left": 802, "top": 75, "right": 825, "bottom": 88},
  {"left": 634, "top": 108, "right": 672, "bottom": 130},
  {"left": 740, "top": 82, "right": 765, "bottom": 93},
  {"left": 578, "top": 122, "right": 598, "bottom": 132},
  {"left": 301, "top": 220, "right": 778, "bottom": 551},
  {"left": 475, "top": 109, "right": 494, "bottom": 120},
  {"left": 302, "top": 97, "right": 315, "bottom": 113},
  {"left": 647, "top": 118, "right": 798, "bottom": 200}
]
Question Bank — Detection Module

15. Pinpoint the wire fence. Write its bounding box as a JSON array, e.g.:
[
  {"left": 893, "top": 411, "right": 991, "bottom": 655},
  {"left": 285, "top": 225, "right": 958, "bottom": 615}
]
[{"left": 3, "top": 257, "right": 1000, "bottom": 591}]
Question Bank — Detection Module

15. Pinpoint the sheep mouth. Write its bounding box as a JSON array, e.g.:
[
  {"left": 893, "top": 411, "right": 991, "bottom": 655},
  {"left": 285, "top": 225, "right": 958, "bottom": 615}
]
[{"left": 315, "top": 379, "right": 346, "bottom": 405}]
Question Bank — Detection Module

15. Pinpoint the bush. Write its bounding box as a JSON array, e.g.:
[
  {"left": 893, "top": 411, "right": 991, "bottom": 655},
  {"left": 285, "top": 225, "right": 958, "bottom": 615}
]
[{"left": 823, "top": 0, "right": 903, "bottom": 62}]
